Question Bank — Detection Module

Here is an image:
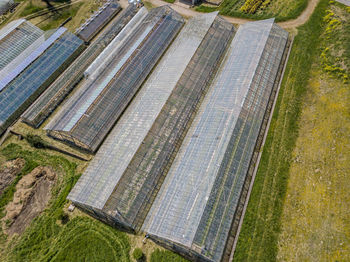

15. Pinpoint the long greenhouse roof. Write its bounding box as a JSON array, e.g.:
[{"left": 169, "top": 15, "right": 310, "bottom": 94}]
[
  {"left": 0, "top": 31, "right": 84, "bottom": 132},
  {"left": 22, "top": 4, "right": 139, "bottom": 128},
  {"left": 102, "top": 14, "right": 235, "bottom": 231},
  {"left": 77, "top": 1, "right": 121, "bottom": 42},
  {"left": 59, "top": 7, "right": 149, "bottom": 133},
  {"left": 0, "top": 34, "right": 46, "bottom": 84},
  {"left": 0, "top": 19, "right": 25, "bottom": 41},
  {"left": 45, "top": 6, "right": 157, "bottom": 136},
  {"left": 84, "top": 7, "right": 148, "bottom": 79},
  {"left": 68, "top": 12, "right": 221, "bottom": 210},
  {"left": 46, "top": 6, "right": 184, "bottom": 152},
  {"left": 0, "top": 28, "right": 67, "bottom": 91},
  {"left": 0, "top": 20, "right": 43, "bottom": 72},
  {"left": 143, "top": 18, "right": 288, "bottom": 261}
]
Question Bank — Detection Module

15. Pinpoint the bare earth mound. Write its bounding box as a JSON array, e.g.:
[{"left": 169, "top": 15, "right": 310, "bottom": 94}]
[
  {"left": 2, "top": 166, "right": 56, "bottom": 235},
  {"left": 0, "top": 159, "right": 25, "bottom": 195}
]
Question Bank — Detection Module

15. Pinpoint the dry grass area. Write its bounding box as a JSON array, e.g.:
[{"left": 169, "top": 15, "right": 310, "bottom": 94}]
[
  {"left": 1, "top": 0, "right": 101, "bottom": 32},
  {"left": 265, "top": 0, "right": 308, "bottom": 17},
  {"left": 276, "top": 2, "right": 350, "bottom": 261},
  {"left": 233, "top": 1, "right": 343, "bottom": 261},
  {"left": 30, "top": 0, "right": 100, "bottom": 31},
  {"left": 277, "top": 70, "right": 350, "bottom": 261},
  {"left": 2, "top": 166, "right": 56, "bottom": 235}
]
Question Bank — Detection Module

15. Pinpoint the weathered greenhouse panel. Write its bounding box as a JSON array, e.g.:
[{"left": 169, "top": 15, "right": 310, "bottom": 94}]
[
  {"left": 0, "top": 30, "right": 84, "bottom": 135},
  {"left": 22, "top": 5, "right": 139, "bottom": 128},
  {"left": 46, "top": 6, "right": 184, "bottom": 153}
]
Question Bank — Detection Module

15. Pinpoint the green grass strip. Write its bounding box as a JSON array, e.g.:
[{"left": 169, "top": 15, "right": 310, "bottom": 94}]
[{"left": 233, "top": 0, "right": 330, "bottom": 261}]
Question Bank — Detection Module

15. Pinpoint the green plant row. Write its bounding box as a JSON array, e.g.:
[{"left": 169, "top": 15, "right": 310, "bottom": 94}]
[
  {"left": 240, "top": 0, "right": 270, "bottom": 14},
  {"left": 233, "top": 0, "right": 330, "bottom": 261}
]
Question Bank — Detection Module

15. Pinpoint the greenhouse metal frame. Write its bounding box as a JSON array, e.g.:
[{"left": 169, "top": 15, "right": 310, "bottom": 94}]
[
  {"left": 143, "top": 19, "right": 289, "bottom": 262},
  {"left": 22, "top": 4, "right": 139, "bottom": 128},
  {"left": 0, "top": 19, "right": 43, "bottom": 79},
  {"left": 76, "top": 1, "right": 121, "bottom": 42},
  {"left": 46, "top": 6, "right": 184, "bottom": 153},
  {"left": 67, "top": 11, "right": 235, "bottom": 231},
  {"left": 0, "top": 30, "right": 84, "bottom": 135},
  {"left": 66, "top": 16, "right": 290, "bottom": 262}
]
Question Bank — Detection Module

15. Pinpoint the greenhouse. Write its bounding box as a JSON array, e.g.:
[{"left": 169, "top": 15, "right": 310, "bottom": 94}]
[
  {"left": 76, "top": 0, "right": 121, "bottom": 42},
  {"left": 22, "top": 5, "right": 139, "bottom": 128},
  {"left": 0, "top": 30, "right": 84, "bottom": 135},
  {"left": 143, "top": 19, "right": 289, "bottom": 262},
  {"left": 0, "top": 19, "right": 44, "bottom": 81},
  {"left": 46, "top": 6, "right": 184, "bottom": 152},
  {"left": 67, "top": 11, "right": 235, "bottom": 232},
  {"left": 0, "top": 28, "right": 67, "bottom": 91},
  {"left": 0, "top": 0, "right": 14, "bottom": 15}
]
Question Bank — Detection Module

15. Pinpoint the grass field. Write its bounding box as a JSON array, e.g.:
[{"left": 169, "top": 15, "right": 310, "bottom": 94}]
[
  {"left": 0, "top": 136, "right": 184, "bottom": 262},
  {"left": 195, "top": 0, "right": 309, "bottom": 21},
  {"left": 0, "top": 139, "right": 132, "bottom": 262},
  {"left": 0, "top": 0, "right": 100, "bottom": 32},
  {"left": 233, "top": 0, "right": 331, "bottom": 261},
  {"left": 277, "top": 2, "right": 350, "bottom": 261},
  {"left": 0, "top": 136, "right": 130, "bottom": 261}
]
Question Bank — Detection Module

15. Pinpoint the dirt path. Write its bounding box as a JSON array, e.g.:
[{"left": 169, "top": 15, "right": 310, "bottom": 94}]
[
  {"left": 142, "top": 0, "right": 320, "bottom": 28},
  {"left": 278, "top": 0, "right": 320, "bottom": 28}
]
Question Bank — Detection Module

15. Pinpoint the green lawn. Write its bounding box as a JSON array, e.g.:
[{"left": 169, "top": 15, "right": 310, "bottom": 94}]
[
  {"left": 0, "top": 143, "right": 131, "bottom": 262},
  {"left": 233, "top": 0, "right": 330, "bottom": 261},
  {"left": 0, "top": 140, "right": 185, "bottom": 262}
]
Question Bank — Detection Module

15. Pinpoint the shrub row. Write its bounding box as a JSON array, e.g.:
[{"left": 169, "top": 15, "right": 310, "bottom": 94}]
[{"left": 240, "top": 0, "right": 270, "bottom": 14}]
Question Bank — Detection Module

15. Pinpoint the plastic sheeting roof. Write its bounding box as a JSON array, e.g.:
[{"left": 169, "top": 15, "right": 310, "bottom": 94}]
[
  {"left": 0, "top": 31, "right": 83, "bottom": 132},
  {"left": 0, "top": 20, "right": 43, "bottom": 72},
  {"left": 0, "top": 28, "right": 66, "bottom": 91},
  {"left": 68, "top": 12, "right": 220, "bottom": 210},
  {"left": 144, "top": 18, "right": 288, "bottom": 261},
  {"left": 22, "top": 4, "right": 139, "bottom": 128},
  {"left": 46, "top": 6, "right": 184, "bottom": 152}
]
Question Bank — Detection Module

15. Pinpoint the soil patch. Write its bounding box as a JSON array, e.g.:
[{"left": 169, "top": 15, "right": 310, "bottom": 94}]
[
  {"left": 2, "top": 166, "right": 56, "bottom": 235},
  {"left": 0, "top": 159, "right": 25, "bottom": 195}
]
